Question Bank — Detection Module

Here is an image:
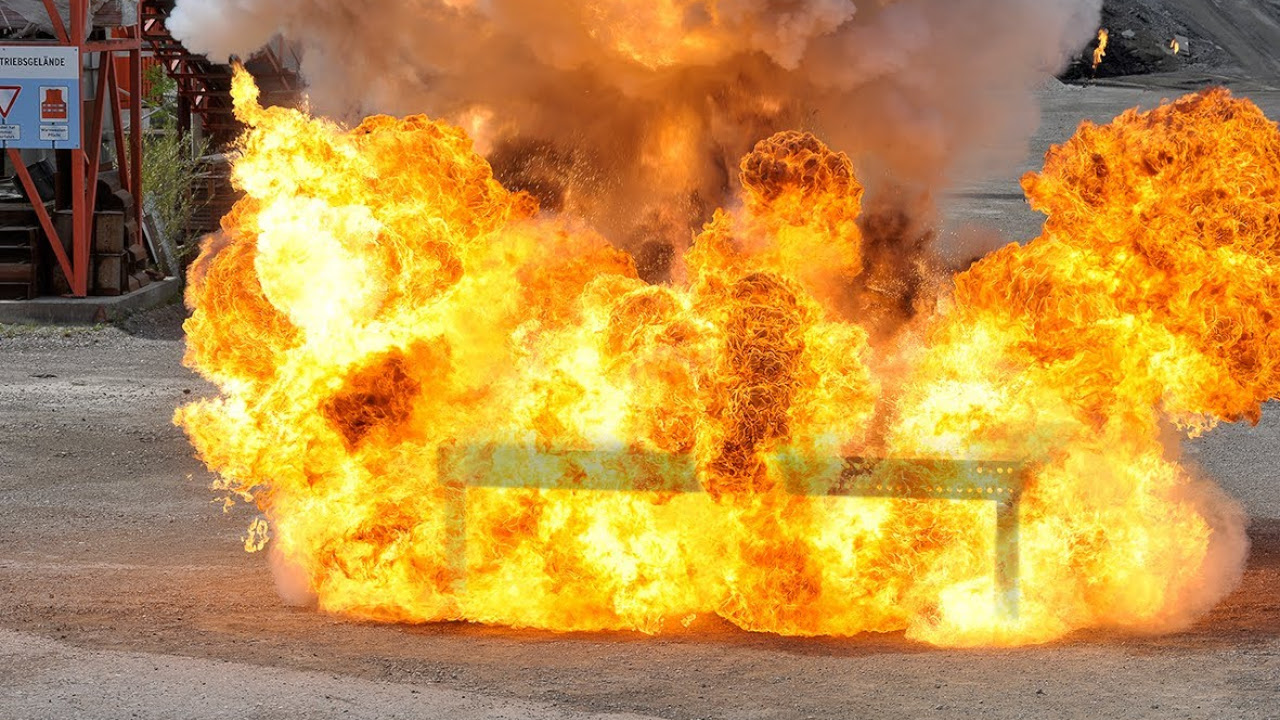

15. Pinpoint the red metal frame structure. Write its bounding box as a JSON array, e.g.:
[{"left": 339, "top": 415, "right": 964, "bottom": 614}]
[
  {"left": 5, "top": 0, "right": 143, "bottom": 297},
  {"left": 142, "top": 2, "right": 303, "bottom": 147}
]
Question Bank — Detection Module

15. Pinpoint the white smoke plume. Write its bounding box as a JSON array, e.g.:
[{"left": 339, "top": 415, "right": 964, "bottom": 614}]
[{"left": 169, "top": 0, "right": 1101, "bottom": 251}]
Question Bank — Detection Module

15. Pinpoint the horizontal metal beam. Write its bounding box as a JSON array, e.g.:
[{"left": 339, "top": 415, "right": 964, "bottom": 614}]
[
  {"left": 83, "top": 39, "right": 142, "bottom": 53},
  {"left": 438, "top": 446, "right": 1031, "bottom": 617}
]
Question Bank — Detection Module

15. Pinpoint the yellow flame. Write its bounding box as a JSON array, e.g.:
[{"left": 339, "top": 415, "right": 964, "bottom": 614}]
[
  {"left": 176, "top": 71, "right": 1280, "bottom": 646},
  {"left": 1093, "top": 28, "right": 1109, "bottom": 71},
  {"left": 244, "top": 517, "right": 270, "bottom": 553}
]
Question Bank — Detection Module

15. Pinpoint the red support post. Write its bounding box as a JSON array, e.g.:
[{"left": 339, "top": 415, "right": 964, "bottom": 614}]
[
  {"left": 39, "top": 0, "right": 70, "bottom": 44},
  {"left": 70, "top": 149, "right": 87, "bottom": 296},
  {"left": 107, "top": 57, "right": 128, "bottom": 195},
  {"left": 85, "top": 52, "right": 110, "bottom": 230},
  {"left": 129, "top": 42, "right": 143, "bottom": 253},
  {"left": 69, "top": 0, "right": 88, "bottom": 297}
]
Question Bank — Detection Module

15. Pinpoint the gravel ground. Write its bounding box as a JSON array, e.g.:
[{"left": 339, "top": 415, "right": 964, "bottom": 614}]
[{"left": 1, "top": 83, "right": 1279, "bottom": 719}]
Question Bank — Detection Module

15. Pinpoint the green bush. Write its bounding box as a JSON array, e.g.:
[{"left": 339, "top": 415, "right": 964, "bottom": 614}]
[
  {"left": 141, "top": 128, "right": 208, "bottom": 269},
  {"left": 134, "top": 64, "right": 209, "bottom": 275}
]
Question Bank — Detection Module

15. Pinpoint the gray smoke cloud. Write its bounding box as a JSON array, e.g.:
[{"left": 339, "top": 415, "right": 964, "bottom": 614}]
[{"left": 169, "top": 0, "right": 1100, "bottom": 256}]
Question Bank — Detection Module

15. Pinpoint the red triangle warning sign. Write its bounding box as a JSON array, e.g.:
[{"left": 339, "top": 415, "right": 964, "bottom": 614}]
[{"left": 0, "top": 87, "right": 20, "bottom": 119}]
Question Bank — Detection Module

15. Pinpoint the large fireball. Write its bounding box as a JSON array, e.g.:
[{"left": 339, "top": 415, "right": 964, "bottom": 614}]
[{"left": 176, "top": 73, "right": 1280, "bottom": 646}]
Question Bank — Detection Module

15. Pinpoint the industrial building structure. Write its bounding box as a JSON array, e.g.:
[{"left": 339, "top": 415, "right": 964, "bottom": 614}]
[{"left": 0, "top": 0, "right": 301, "bottom": 301}]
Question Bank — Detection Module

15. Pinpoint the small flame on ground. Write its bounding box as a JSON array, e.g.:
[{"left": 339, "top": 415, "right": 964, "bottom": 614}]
[
  {"left": 244, "top": 517, "right": 270, "bottom": 553},
  {"left": 1093, "top": 28, "right": 1109, "bottom": 70}
]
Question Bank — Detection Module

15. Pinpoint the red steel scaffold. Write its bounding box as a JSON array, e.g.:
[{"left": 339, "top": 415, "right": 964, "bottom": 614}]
[{"left": 3, "top": 0, "right": 142, "bottom": 298}]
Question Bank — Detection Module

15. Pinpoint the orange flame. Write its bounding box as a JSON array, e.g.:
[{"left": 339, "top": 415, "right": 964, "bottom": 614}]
[
  {"left": 1171, "top": 37, "right": 1181, "bottom": 55},
  {"left": 176, "top": 71, "right": 1279, "bottom": 646},
  {"left": 1092, "top": 28, "right": 1108, "bottom": 71}
]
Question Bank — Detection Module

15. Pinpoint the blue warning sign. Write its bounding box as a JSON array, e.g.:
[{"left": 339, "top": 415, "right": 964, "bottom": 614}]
[{"left": 0, "top": 46, "right": 81, "bottom": 150}]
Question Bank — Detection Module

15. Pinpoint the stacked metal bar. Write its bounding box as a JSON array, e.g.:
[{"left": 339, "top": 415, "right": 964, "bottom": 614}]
[{"left": 438, "top": 446, "right": 1030, "bottom": 617}]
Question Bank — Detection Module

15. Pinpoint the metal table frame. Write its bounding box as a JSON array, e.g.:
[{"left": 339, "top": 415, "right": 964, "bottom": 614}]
[{"left": 438, "top": 446, "right": 1029, "bottom": 617}]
